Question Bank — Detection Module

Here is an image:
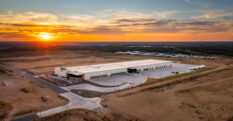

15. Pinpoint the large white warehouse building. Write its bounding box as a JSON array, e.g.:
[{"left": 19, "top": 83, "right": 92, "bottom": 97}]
[{"left": 55, "top": 59, "right": 172, "bottom": 80}]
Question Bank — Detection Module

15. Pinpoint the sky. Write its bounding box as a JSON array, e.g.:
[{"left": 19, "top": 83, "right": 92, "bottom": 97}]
[{"left": 0, "top": 0, "right": 233, "bottom": 42}]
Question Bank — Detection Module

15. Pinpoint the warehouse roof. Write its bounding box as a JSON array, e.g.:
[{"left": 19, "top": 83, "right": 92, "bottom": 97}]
[{"left": 62, "top": 59, "right": 172, "bottom": 74}]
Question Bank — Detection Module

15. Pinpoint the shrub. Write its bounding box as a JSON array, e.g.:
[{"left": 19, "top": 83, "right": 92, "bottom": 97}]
[
  {"left": 0, "top": 69, "right": 7, "bottom": 74},
  {"left": 20, "top": 88, "right": 34, "bottom": 93},
  {"left": 41, "top": 96, "right": 48, "bottom": 103}
]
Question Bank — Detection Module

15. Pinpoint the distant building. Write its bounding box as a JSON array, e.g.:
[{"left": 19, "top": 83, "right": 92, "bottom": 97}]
[{"left": 55, "top": 59, "right": 172, "bottom": 80}]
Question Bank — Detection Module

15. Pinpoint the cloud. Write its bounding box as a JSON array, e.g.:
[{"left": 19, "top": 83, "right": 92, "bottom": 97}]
[
  {"left": 113, "top": 18, "right": 232, "bottom": 33},
  {"left": 0, "top": 9, "right": 177, "bottom": 26},
  {"left": 0, "top": 11, "right": 58, "bottom": 25},
  {"left": 192, "top": 13, "right": 216, "bottom": 19},
  {"left": 0, "top": 32, "right": 29, "bottom": 38},
  {"left": 0, "top": 22, "right": 52, "bottom": 27},
  {"left": 79, "top": 26, "right": 127, "bottom": 34},
  {"left": 154, "top": 11, "right": 177, "bottom": 19},
  {"left": 112, "top": 9, "right": 155, "bottom": 19},
  {"left": 103, "top": 9, "right": 113, "bottom": 12},
  {"left": 190, "top": 10, "right": 233, "bottom": 20},
  {"left": 24, "top": 12, "right": 58, "bottom": 21},
  {"left": 0, "top": 10, "right": 232, "bottom": 40},
  {"left": 112, "top": 9, "right": 177, "bottom": 19},
  {"left": 56, "top": 19, "right": 232, "bottom": 34}
]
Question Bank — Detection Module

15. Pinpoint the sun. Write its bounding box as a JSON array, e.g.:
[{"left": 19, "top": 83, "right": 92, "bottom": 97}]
[
  {"left": 38, "top": 33, "right": 53, "bottom": 41},
  {"left": 40, "top": 34, "right": 51, "bottom": 40}
]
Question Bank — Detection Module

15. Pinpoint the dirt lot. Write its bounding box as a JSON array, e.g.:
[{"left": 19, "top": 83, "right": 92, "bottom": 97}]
[{"left": 0, "top": 70, "right": 68, "bottom": 120}]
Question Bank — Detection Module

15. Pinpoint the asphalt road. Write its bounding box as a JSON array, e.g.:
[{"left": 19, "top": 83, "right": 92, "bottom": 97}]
[{"left": 10, "top": 114, "right": 38, "bottom": 121}]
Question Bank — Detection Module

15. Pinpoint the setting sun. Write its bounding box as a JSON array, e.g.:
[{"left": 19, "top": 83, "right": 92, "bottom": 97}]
[
  {"left": 41, "top": 35, "right": 51, "bottom": 40},
  {"left": 38, "top": 33, "right": 53, "bottom": 41}
]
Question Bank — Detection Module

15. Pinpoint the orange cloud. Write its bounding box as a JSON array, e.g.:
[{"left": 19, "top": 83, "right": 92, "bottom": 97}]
[{"left": 0, "top": 11, "right": 232, "bottom": 42}]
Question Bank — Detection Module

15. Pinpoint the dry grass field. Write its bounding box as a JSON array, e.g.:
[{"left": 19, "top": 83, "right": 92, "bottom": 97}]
[
  {"left": 0, "top": 69, "right": 68, "bottom": 120},
  {"left": 0, "top": 50, "right": 231, "bottom": 74},
  {"left": 0, "top": 50, "right": 139, "bottom": 74},
  {"left": 101, "top": 68, "right": 233, "bottom": 121},
  {"left": 36, "top": 66, "right": 233, "bottom": 121},
  {"left": 34, "top": 108, "right": 128, "bottom": 121},
  {"left": 1, "top": 50, "right": 233, "bottom": 121}
]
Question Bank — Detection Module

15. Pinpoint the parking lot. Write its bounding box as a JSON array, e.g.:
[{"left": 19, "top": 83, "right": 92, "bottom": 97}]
[{"left": 62, "top": 63, "right": 198, "bottom": 92}]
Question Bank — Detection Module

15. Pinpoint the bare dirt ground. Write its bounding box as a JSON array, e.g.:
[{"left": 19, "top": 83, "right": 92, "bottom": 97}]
[{"left": 0, "top": 70, "right": 68, "bottom": 120}]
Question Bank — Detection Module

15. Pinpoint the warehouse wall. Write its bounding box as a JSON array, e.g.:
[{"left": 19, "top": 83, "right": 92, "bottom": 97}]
[
  {"left": 84, "top": 62, "right": 172, "bottom": 80},
  {"left": 55, "top": 61, "right": 173, "bottom": 80},
  {"left": 54, "top": 67, "right": 68, "bottom": 77}
]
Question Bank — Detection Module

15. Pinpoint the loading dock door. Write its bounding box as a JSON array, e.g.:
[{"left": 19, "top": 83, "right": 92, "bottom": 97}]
[
  {"left": 127, "top": 68, "right": 137, "bottom": 73},
  {"left": 68, "top": 74, "right": 83, "bottom": 80}
]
